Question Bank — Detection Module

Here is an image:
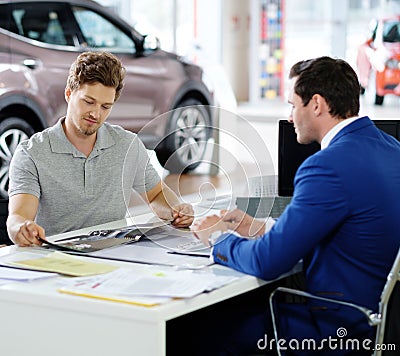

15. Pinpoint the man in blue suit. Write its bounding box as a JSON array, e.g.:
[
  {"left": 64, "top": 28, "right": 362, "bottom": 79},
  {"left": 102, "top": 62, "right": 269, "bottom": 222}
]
[{"left": 192, "top": 56, "right": 400, "bottom": 355}]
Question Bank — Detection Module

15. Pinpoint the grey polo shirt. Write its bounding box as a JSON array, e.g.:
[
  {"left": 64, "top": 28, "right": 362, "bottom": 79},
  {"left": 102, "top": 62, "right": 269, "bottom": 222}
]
[{"left": 9, "top": 118, "right": 160, "bottom": 236}]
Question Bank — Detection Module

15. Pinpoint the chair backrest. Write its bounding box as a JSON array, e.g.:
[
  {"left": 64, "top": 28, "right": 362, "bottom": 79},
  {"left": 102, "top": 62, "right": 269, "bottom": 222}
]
[
  {"left": 269, "top": 247, "right": 400, "bottom": 356},
  {"left": 381, "top": 283, "right": 400, "bottom": 355},
  {"left": 375, "top": 247, "right": 400, "bottom": 355},
  {"left": 0, "top": 199, "right": 12, "bottom": 245},
  {"left": 21, "top": 9, "right": 50, "bottom": 42}
]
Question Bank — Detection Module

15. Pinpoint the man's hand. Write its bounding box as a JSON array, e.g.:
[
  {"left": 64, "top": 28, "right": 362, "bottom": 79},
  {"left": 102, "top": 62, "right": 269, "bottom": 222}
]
[
  {"left": 12, "top": 220, "right": 46, "bottom": 247},
  {"left": 171, "top": 203, "right": 194, "bottom": 227},
  {"left": 7, "top": 194, "right": 43, "bottom": 247},
  {"left": 221, "top": 209, "right": 266, "bottom": 238},
  {"left": 145, "top": 182, "right": 194, "bottom": 228},
  {"left": 191, "top": 215, "right": 228, "bottom": 246}
]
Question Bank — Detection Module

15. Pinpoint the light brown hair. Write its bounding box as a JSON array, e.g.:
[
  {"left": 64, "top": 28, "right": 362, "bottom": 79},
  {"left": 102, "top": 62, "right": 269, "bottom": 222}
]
[{"left": 67, "top": 51, "right": 126, "bottom": 101}]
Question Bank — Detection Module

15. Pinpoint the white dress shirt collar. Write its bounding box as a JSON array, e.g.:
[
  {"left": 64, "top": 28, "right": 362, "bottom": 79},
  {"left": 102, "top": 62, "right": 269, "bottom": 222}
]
[{"left": 321, "top": 116, "right": 360, "bottom": 149}]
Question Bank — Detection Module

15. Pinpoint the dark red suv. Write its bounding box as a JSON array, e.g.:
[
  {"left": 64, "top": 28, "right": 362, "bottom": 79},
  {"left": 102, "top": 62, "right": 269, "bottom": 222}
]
[{"left": 0, "top": 0, "right": 214, "bottom": 197}]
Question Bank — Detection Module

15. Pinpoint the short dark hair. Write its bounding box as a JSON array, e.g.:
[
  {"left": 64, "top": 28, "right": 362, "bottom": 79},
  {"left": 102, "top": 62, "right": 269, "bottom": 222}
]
[
  {"left": 67, "top": 51, "right": 126, "bottom": 101},
  {"left": 289, "top": 56, "right": 360, "bottom": 119}
]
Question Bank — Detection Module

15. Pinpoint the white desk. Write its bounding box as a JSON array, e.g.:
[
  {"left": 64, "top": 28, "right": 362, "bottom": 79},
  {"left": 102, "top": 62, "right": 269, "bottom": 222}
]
[{"left": 0, "top": 216, "right": 298, "bottom": 356}]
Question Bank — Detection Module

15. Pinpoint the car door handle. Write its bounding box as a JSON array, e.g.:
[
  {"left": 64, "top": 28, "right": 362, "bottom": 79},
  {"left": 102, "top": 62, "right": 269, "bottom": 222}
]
[{"left": 22, "top": 58, "right": 40, "bottom": 69}]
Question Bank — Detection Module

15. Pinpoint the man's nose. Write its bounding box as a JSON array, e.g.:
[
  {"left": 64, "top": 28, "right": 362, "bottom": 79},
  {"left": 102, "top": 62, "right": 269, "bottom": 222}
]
[
  {"left": 89, "top": 108, "right": 100, "bottom": 119},
  {"left": 287, "top": 108, "right": 294, "bottom": 123}
]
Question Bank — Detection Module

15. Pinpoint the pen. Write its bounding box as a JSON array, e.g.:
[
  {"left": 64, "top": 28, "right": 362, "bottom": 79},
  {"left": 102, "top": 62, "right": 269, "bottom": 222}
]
[{"left": 167, "top": 251, "right": 210, "bottom": 258}]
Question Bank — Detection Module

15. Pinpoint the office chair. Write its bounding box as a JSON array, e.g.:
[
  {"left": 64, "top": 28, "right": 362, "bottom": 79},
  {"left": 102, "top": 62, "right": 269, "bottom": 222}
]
[
  {"left": 269, "top": 247, "right": 400, "bottom": 356},
  {"left": 0, "top": 199, "right": 12, "bottom": 246}
]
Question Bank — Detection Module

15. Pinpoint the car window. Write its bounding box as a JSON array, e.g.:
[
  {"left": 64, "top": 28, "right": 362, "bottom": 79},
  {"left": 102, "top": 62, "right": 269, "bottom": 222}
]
[
  {"left": 72, "top": 6, "right": 135, "bottom": 53},
  {"left": 0, "top": 4, "right": 19, "bottom": 34},
  {"left": 383, "top": 21, "right": 400, "bottom": 43},
  {"left": 0, "top": 2, "right": 75, "bottom": 46}
]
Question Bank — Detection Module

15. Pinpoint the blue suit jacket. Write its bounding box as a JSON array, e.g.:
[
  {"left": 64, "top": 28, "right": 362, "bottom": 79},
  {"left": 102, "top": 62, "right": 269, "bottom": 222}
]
[{"left": 213, "top": 117, "right": 400, "bottom": 343}]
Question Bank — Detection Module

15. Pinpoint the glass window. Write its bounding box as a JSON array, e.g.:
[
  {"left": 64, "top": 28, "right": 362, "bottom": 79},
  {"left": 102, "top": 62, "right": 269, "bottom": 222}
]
[
  {"left": 72, "top": 6, "right": 135, "bottom": 53},
  {"left": 0, "top": 4, "right": 19, "bottom": 34},
  {"left": 1, "top": 3, "right": 73, "bottom": 46},
  {"left": 130, "top": 0, "right": 194, "bottom": 55},
  {"left": 383, "top": 21, "right": 400, "bottom": 43}
]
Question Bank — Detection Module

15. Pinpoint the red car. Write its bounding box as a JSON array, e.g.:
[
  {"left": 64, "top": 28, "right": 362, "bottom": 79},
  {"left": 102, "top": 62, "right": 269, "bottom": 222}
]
[{"left": 356, "top": 16, "right": 400, "bottom": 105}]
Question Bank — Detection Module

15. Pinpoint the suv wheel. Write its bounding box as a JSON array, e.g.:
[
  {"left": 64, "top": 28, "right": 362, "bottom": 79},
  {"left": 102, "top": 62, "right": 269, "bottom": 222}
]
[
  {"left": 0, "top": 118, "right": 35, "bottom": 198},
  {"left": 157, "top": 99, "right": 211, "bottom": 174}
]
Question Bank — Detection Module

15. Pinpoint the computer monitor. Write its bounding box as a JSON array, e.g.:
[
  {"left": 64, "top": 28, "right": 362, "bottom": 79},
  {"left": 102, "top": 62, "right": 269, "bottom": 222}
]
[
  {"left": 278, "top": 121, "right": 320, "bottom": 196},
  {"left": 373, "top": 120, "right": 399, "bottom": 139},
  {"left": 278, "top": 119, "right": 400, "bottom": 197}
]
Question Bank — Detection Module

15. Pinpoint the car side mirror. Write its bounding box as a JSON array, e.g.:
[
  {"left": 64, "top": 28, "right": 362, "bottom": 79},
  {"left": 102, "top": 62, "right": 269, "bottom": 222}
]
[{"left": 143, "top": 34, "right": 160, "bottom": 51}]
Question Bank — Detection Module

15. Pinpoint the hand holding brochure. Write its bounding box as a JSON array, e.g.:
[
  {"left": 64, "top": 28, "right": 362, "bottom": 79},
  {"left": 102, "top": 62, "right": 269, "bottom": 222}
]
[{"left": 40, "top": 221, "right": 167, "bottom": 253}]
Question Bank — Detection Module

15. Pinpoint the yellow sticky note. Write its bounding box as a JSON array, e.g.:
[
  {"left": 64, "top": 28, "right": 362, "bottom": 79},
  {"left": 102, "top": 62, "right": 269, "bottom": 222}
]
[{"left": 12, "top": 251, "right": 118, "bottom": 277}]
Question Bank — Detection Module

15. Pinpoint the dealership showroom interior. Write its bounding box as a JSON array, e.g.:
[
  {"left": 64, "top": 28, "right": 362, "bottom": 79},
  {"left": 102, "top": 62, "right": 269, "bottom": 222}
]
[{"left": 0, "top": 0, "right": 400, "bottom": 355}]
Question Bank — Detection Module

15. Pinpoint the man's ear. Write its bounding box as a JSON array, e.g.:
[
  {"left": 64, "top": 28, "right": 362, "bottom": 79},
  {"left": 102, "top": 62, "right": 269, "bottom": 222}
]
[
  {"left": 65, "top": 87, "right": 71, "bottom": 103},
  {"left": 312, "top": 94, "right": 326, "bottom": 117}
]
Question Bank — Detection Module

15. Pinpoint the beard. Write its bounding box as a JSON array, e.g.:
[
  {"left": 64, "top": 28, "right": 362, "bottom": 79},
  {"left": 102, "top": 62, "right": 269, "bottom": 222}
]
[
  {"left": 76, "top": 117, "right": 101, "bottom": 136},
  {"left": 78, "top": 125, "right": 98, "bottom": 136}
]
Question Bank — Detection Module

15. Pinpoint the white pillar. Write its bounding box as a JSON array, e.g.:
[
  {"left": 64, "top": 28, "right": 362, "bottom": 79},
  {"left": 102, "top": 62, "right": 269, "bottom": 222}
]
[
  {"left": 221, "top": 0, "right": 250, "bottom": 102},
  {"left": 249, "top": 0, "right": 260, "bottom": 103},
  {"left": 329, "top": 0, "right": 348, "bottom": 59},
  {"left": 195, "top": 0, "right": 223, "bottom": 65}
]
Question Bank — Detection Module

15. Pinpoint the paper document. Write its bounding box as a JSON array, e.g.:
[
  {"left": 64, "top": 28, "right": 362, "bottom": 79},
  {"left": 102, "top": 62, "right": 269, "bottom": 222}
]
[
  {"left": 91, "top": 244, "right": 213, "bottom": 269},
  {"left": 143, "top": 225, "right": 210, "bottom": 255},
  {"left": 90, "top": 225, "right": 212, "bottom": 269},
  {"left": 10, "top": 251, "right": 119, "bottom": 276},
  {"left": 196, "top": 195, "right": 235, "bottom": 210},
  {"left": 59, "top": 267, "right": 239, "bottom": 300},
  {"left": 0, "top": 266, "right": 57, "bottom": 282},
  {"left": 59, "top": 287, "right": 171, "bottom": 307}
]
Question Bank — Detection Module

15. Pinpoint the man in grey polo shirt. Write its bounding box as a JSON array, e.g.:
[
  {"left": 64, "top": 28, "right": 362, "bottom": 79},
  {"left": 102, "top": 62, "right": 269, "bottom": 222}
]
[{"left": 7, "top": 51, "right": 194, "bottom": 246}]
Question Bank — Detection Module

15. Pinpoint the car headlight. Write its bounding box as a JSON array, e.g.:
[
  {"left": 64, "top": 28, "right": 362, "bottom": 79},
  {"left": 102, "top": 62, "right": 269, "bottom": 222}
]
[{"left": 386, "top": 58, "right": 400, "bottom": 69}]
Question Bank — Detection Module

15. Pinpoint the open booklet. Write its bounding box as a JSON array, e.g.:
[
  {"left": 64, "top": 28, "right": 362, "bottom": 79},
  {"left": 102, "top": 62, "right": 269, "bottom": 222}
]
[
  {"left": 36, "top": 222, "right": 212, "bottom": 269},
  {"left": 39, "top": 221, "right": 169, "bottom": 253},
  {"left": 83, "top": 224, "right": 212, "bottom": 269}
]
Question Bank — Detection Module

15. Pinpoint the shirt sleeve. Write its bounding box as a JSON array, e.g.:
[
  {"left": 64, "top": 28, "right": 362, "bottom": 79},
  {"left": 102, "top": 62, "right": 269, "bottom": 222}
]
[
  {"left": 128, "top": 136, "right": 160, "bottom": 194},
  {"left": 8, "top": 143, "right": 41, "bottom": 198},
  {"left": 212, "top": 155, "right": 349, "bottom": 280}
]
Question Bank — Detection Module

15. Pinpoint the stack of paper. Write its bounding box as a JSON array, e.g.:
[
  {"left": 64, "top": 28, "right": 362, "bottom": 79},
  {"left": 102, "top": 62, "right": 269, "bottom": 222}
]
[
  {"left": 0, "top": 266, "right": 56, "bottom": 285},
  {"left": 58, "top": 267, "right": 239, "bottom": 306},
  {"left": 3, "top": 251, "right": 118, "bottom": 277}
]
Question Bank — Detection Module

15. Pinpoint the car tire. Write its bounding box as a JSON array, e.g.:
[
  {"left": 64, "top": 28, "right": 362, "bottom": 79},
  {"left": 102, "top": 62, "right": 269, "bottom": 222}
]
[
  {"left": 156, "top": 99, "right": 211, "bottom": 174},
  {"left": 375, "top": 94, "right": 384, "bottom": 105},
  {"left": 0, "top": 118, "right": 35, "bottom": 198}
]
